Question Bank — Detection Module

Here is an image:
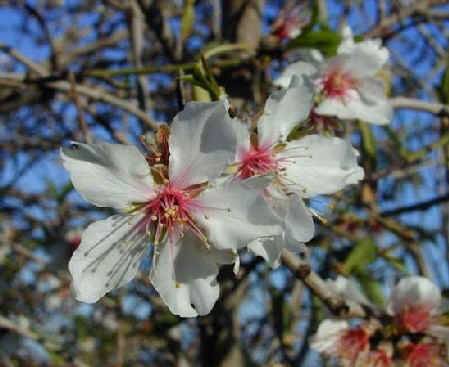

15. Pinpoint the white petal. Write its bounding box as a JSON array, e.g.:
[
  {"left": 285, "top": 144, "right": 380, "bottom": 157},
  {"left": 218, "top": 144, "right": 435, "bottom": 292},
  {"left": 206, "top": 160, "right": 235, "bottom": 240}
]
[
  {"left": 240, "top": 175, "right": 276, "bottom": 191},
  {"left": 314, "top": 95, "right": 355, "bottom": 119},
  {"left": 247, "top": 192, "right": 312, "bottom": 267},
  {"left": 351, "top": 96, "right": 392, "bottom": 126},
  {"left": 169, "top": 100, "right": 237, "bottom": 187},
  {"left": 234, "top": 120, "right": 251, "bottom": 162},
  {"left": 387, "top": 276, "right": 442, "bottom": 316},
  {"left": 150, "top": 232, "right": 233, "bottom": 317},
  {"left": 248, "top": 236, "right": 285, "bottom": 268},
  {"left": 283, "top": 194, "right": 315, "bottom": 243},
  {"left": 61, "top": 142, "right": 153, "bottom": 210},
  {"left": 338, "top": 24, "right": 355, "bottom": 52},
  {"left": 258, "top": 75, "right": 314, "bottom": 146},
  {"left": 279, "top": 135, "right": 364, "bottom": 197},
  {"left": 357, "top": 79, "right": 392, "bottom": 125},
  {"left": 194, "top": 179, "right": 282, "bottom": 251},
  {"left": 69, "top": 214, "right": 148, "bottom": 303},
  {"left": 327, "top": 276, "right": 371, "bottom": 306},
  {"left": 274, "top": 60, "right": 319, "bottom": 88},
  {"left": 339, "top": 39, "right": 389, "bottom": 75},
  {"left": 316, "top": 81, "right": 391, "bottom": 125},
  {"left": 311, "top": 319, "right": 348, "bottom": 354}
]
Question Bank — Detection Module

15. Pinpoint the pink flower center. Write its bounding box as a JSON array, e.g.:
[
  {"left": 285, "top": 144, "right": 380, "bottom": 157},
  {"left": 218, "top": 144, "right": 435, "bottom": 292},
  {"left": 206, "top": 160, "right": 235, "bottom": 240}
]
[
  {"left": 144, "top": 184, "right": 205, "bottom": 244},
  {"left": 398, "top": 305, "right": 432, "bottom": 333},
  {"left": 237, "top": 145, "right": 279, "bottom": 179},
  {"left": 321, "top": 68, "right": 357, "bottom": 98},
  {"left": 338, "top": 327, "right": 370, "bottom": 362},
  {"left": 406, "top": 343, "right": 442, "bottom": 367}
]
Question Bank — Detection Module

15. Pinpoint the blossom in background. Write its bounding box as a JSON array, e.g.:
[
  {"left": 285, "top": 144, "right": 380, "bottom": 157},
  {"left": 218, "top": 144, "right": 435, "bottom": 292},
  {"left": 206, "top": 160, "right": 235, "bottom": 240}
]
[
  {"left": 387, "top": 276, "right": 448, "bottom": 337},
  {"left": 61, "top": 100, "right": 281, "bottom": 317},
  {"left": 402, "top": 342, "right": 446, "bottom": 367},
  {"left": 310, "top": 319, "right": 371, "bottom": 365},
  {"left": 274, "top": 25, "right": 392, "bottom": 125},
  {"left": 231, "top": 75, "right": 364, "bottom": 266},
  {"left": 313, "top": 275, "right": 449, "bottom": 366},
  {"left": 311, "top": 318, "right": 394, "bottom": 366},
  {"left": 271, "top": 2, "right": 307, "bottom": 41}
]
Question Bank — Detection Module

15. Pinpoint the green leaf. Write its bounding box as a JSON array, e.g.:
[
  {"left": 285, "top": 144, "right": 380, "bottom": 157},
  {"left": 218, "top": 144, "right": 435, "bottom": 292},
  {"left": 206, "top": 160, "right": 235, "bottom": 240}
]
[
  {"left": 202, "top": 43, "right": 253, "bottom": 59},
  {"left": 286, "top": 29, "right": 342, "bottom": 56},
  {"left": 359, "top": 121, "right": 377, "bottom": 159},
  {"left": 355, "top": 270, "right": 385, "bottom": 306},
  {"left": 180, "top": 0, "right": 195, "bottom": 43},
  {"left": 342, "top": 238, "right": 377, "bottom": 274},
  {"left": 192, "top": 85, "right": 211, "bottom": 102},
  {"left": 384, "top": 125, "right": 408, "bottom": 159},
  {"left": 438, "top": 60, "right": 449, "bottom": 104}
]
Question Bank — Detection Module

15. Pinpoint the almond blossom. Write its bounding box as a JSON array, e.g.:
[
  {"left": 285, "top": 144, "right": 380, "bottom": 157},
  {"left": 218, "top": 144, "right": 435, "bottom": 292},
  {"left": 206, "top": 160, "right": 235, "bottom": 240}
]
[
  {"left": 60, "top": 100, "right": 281, "bottom": 317},
  {"left": 271, "top": 3, "right": 307, "bottom": 41},
  {"left": 310, "top": 319, "right": 371, "bottom": 365},
  {"left": 231, "top": 75, "right": 364, "bottom": 266},
  {"left": 274, "top": 25, "right": 392, "bottom": 125},
  {"left": 388, "top": 276, "right": 449, "bottom": 339},
  {"left": 403, "top": 342, "right": 447, "bottom": 367},
  {"left": 311, "top": 319, "right": 394, "bottom": 367},
  {"left": 313, "top": 275, "right": 449, "bottom": 366}
]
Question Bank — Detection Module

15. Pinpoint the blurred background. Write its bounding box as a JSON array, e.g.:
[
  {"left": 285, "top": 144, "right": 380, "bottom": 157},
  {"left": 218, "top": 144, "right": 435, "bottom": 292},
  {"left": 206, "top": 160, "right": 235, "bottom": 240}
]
[{"left": 1, "top": 0, "right": 449, "bottom": 366}]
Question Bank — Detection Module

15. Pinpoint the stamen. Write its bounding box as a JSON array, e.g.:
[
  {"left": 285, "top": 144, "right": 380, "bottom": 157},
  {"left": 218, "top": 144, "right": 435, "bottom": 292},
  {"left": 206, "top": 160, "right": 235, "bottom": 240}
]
[
  {"left": 237, "top": 145, "right": 279, "bottom": 179},
  {"left": 143, "top": 184, "right": 209, "bottom": 246},
  {"left": 320, "top": 67, "right": 357, "bottom": 99}
]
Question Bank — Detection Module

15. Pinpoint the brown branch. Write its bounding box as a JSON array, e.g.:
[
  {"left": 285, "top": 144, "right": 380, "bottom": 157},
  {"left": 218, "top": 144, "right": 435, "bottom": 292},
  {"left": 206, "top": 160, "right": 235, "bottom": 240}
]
[
  {"left": 0, "top": 73, "right": 158, "bottom": 130},
  {"left": 281, "top": 250, "right": 367, "bottom": 318},
  {"left": 52, "top": 81, "right": 158, "bottom": 130},
  {"left": 68, "top": 72, "right": 92, "bottom": 143},
  {"left": 381, "top": 192, "right": 449, "bottom": 217},
  {"left": 364, "top": 0, "right": 449, "bottom": 39}
]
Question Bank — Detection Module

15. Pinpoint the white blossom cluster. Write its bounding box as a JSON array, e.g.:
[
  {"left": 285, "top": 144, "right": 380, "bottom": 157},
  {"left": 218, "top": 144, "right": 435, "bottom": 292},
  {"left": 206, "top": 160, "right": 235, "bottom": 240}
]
[
  {"left": 313, "top": 276, "right": 449, "bottom": 367},
  {"left": 60, "top": 25, "right": 390, "bottom": 318}
]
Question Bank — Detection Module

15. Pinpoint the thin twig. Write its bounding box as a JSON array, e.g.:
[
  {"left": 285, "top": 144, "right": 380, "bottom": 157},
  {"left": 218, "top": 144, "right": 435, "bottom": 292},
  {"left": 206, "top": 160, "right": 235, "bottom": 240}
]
[
  {"left": 391, "top": 97, "right": 449, "bottom": 116},
  {"left": 68, "top": 73, "right": 92, "bottom": 143},
  {"left": 281, "top": 250, "right": 367, "bottom": 318}
]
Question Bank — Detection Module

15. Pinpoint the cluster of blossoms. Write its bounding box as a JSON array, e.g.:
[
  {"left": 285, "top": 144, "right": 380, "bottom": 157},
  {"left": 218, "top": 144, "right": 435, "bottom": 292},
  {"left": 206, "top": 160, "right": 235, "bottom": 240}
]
[
  {"left": 60, "top": 22, "right": 449, "bottom": 365},
  {"left": 312, "top": 276, "right": 449, "bottom": 367},
  {"left": 61, "top": 23, "right": 401, "bottom": 332},
  {"left": 275, "top": 25, "right": 392, "bottom": 128}
]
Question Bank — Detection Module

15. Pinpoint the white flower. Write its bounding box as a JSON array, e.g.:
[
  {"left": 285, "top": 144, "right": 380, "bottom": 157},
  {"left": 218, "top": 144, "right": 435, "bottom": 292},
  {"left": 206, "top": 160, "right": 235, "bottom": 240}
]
[
  {"left": 387, "top": 276, "right": 444, "bottom": 334},
  {"left": 311, "top": 319, "right": 349, "bottom": 355},
  {"left": 232, "top": 76, "right": 364, "bottom": 266},
  {"left": 61, "top": 100, "right": 281, "bottom": 317},
  {"left": 274, "top": 25, "right": 392, "bottom": 125},
  {"left": 311, "top": 319, "right": 370, "bottom": 364}
]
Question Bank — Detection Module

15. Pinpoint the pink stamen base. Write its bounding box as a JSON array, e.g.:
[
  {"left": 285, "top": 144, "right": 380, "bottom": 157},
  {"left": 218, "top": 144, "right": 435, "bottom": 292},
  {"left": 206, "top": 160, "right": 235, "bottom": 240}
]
[
  {"left": 398, "top": 305, "right": 432, "bottom": 333},
  {"left": 321, "top": 67, "right": 357, "bottom": 99},
  {"left": 338, "top": 327, "right": 370, "bottom": 362},
  {"left": 406, "top": 343, "right": 443, "bottom": 367},
  {"left": 237, "top": 145, "right": 279, "bottom": 179},
  {"left": 142, "top": 184, "right": 205, "bottom": 244}
]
